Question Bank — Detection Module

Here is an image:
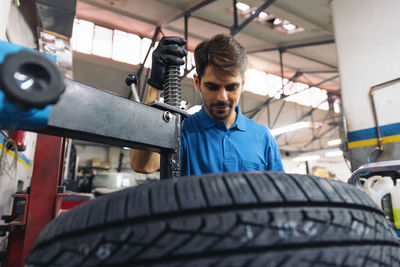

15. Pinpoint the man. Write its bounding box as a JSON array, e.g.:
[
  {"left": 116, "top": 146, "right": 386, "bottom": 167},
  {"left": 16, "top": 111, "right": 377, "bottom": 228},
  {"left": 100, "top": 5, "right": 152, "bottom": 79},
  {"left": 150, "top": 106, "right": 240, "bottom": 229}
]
[{"left": 131, "top": 34, "right": 284, "bottom": 176}]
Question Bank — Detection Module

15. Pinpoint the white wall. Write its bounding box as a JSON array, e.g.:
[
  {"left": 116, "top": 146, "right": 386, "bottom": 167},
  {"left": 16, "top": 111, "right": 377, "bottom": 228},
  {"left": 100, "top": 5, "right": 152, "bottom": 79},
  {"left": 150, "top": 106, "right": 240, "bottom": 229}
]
[
  {"left": 0, "top": 132, "right": 36, "bottom": 225},
  {"left": 332, "top": 0, "right": 400, "bottom": 132},
  {"left": 0, "top": 0, "right": 11, "bottom": 41},
  {"left": 6, "top": 5, "right": 36, "bottom": 48}
]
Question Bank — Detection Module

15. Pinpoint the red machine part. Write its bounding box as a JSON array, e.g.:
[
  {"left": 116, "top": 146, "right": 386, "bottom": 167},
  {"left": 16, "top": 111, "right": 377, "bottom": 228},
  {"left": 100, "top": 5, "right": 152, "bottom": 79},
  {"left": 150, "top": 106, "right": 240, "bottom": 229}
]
[
  {"left": 5, "top": 134, "right": 65, "bottom": 267},
  {"left": 5, "top": 135, "right": 90, "bottom": 267},
  {"left": 10, "top": 131, "right": 26, "bottom": 152}
]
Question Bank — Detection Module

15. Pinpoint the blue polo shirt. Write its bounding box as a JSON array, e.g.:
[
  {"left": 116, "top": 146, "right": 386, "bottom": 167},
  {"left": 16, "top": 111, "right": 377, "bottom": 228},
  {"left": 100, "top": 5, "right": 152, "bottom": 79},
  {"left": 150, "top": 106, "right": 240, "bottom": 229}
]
[{"left": 181, "top": 105, "right": 284, "bottom": 176}]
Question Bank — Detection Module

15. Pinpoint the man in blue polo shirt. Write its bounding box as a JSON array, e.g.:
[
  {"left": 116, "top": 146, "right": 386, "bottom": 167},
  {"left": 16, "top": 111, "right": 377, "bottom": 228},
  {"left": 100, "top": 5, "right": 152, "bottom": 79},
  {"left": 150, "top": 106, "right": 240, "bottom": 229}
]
[{"left": 131, "top": 34, "right": 284, "bottom": 176}]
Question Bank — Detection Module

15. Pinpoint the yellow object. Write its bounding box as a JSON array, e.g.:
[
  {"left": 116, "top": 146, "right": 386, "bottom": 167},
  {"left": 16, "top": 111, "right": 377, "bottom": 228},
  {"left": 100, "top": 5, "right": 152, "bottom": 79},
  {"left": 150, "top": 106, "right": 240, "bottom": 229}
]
[
  {"left": 393, "top": 209, "right": 400, "bottom": 229},
  {"left": 347, "top": 134, "right": 400, "bottom": 149},
  {"left": 390, "top": 179, "right": 400, "bottom": 229}
]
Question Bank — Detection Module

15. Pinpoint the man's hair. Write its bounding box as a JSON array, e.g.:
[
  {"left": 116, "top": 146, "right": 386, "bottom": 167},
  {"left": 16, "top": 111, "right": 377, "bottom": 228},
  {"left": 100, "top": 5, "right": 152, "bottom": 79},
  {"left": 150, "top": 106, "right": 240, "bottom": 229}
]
[{"left": 194, "top": 34, "right": 248, "bottom": 80}]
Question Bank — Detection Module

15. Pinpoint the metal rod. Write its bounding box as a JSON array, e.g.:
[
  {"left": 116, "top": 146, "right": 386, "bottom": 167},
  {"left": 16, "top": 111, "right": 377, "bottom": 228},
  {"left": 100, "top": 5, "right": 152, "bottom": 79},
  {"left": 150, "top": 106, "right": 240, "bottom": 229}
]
[
  {"left": 369, "top": 76, "right": 400, "bottom": 152},
  {"left": 247, "top": 39, "right": 335, "bottom": 54},
  {"left": 271, "top": 100, "right": 286, "bottom": 129},
  {"left": 369, "top": 88, "right": 383, "bottom": 151},
  {"left": 311, "top": 74, "right": 339, "bottom": 88},
  {"left": 233, "top": 0, "right": 238, "bottom": 29},
  {"left": 301, "top": 70, "right": 338, "bottom": 74},
  {"left": 184, "top": 14, "right": 189, "bottom": 70},
  {"left": 192, "top": 15, "right": 230, "bottom": 29},
  {"left": 279, "top": 48, "right": 284, "bottom": 92},
  {"left": 231, "top": 0, "right": 277, "bottom": 36},
  {"left": 288, "top": 51, "right": 337, "bottom": 70},
  {"left": 304, "top": 125, "right": 336, "bottom": 147},
  {"left": 180, "top": 65, "right": 196, "bottom": 79}
]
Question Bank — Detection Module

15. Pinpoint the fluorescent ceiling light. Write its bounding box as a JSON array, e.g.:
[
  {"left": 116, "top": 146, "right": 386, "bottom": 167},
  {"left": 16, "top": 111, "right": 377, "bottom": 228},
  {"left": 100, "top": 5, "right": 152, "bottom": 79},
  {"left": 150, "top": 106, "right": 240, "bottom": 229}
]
[
  {"left": 325, "top": 150, "right": 343, "bottom": 157},
  {"left": 258, "top": 11, "right": 268, "bottom": 19},
  {"left": 187, "top": 105, "right": 202, "bottom": 115},
  {"left": 293, "top": 155, "right": 320, "bottom": 162},
  {"left": 273, "top": 18, "right": 282, "bottom": 25},
  {"left": 327, "top": 139, "right": 342, "bottom": 146},
  {"left": 270, "top": 121, "right": 310, "bottom": 136},
  {"left": 123, "top": 147, "right": 130, "bottom": 150},
  {"left": 236, "top": 2, "right": 250, "bottom": 11},
  {"left": 282, "top": 23, "right": 296, "bottom": 31}
]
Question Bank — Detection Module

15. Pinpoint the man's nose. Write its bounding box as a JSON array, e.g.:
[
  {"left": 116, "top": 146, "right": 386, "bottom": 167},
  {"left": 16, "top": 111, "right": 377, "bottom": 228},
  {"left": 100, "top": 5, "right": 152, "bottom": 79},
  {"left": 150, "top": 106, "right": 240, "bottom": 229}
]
[{"left": 216, "top": 88, "right": 228, "bottom": 101}]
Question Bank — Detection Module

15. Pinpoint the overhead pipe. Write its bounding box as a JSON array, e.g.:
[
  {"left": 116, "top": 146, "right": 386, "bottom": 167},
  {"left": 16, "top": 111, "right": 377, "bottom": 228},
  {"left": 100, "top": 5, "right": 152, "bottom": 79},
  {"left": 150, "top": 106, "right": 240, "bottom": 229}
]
[{"left": 369, "top": 77, "right": 400, "bottom": 151}]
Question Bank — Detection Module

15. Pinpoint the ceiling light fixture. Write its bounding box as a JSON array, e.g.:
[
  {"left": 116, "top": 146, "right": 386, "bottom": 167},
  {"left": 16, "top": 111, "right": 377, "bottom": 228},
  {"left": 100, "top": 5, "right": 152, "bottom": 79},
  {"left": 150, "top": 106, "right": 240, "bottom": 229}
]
[
  {"left": 327, "top": 139, "right": 342, "bottom": 146},
  {"left": 293, "top": 155, "right": 320, "bottom": 162},
  {"left": 273, "top": 18, "right": 282, "bottom": 25},
  {"left": 258, "top": 11, "right": 269, "bottom": 19},
  {"left": 236, "top": 2, "right": 250, "bottom": 11},
  {"left": 325, "top": 150, "right": 343, "bottom": 157},
  {"left": 282, "top": 23, "right": 296, "bottom": 31},
  {"left": 270, "top": 121, "right": 310, "bottom": 136}
]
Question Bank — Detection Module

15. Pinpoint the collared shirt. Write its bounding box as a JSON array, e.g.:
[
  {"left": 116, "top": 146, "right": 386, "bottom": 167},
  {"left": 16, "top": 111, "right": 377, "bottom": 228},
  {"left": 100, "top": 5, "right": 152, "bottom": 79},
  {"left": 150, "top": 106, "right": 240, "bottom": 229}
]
[{"left": 181, "top": 105, "right": 284, "bottom": 176}]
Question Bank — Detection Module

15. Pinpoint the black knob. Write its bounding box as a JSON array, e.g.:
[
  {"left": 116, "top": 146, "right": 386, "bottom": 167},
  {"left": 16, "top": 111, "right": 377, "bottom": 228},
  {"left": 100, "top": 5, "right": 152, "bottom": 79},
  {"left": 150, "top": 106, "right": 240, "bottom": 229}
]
[
  {"left": 125, "top": 73, "right": 138, "bottom": 86},
  {"left": 0, "top": 50, "right": 65, "bottom": 110}
]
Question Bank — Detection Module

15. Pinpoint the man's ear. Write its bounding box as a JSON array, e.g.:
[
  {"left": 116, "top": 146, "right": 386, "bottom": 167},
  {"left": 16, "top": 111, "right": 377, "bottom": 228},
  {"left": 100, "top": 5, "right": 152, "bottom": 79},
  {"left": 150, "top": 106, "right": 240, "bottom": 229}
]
[{"left": 193, "top": 74, "right": 201, "bottom": 92}]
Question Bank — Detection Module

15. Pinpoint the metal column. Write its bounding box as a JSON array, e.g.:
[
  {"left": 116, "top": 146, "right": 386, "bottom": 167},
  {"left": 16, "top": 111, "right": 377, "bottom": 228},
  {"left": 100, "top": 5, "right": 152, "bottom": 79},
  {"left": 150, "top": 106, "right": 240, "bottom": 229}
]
[{"left": 22, "top": 134, "right": 64, "bottom": 264}]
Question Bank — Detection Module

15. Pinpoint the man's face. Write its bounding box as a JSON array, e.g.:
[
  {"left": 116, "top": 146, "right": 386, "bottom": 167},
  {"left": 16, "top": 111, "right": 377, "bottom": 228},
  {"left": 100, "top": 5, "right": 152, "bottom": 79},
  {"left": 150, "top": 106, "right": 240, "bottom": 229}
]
[{"left": 194, "top": 65, "right": 245, "bottom": 124}]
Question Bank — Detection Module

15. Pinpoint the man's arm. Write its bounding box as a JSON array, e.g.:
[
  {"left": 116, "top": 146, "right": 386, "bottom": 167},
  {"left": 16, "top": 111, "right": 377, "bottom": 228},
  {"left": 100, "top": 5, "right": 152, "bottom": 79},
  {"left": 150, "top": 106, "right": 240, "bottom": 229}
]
[
  {"left": 129, "top": 36, "right": 187, "bottom": 174},
  {"left": 130, "top": 86, "right": 161, "bottom": 173}
]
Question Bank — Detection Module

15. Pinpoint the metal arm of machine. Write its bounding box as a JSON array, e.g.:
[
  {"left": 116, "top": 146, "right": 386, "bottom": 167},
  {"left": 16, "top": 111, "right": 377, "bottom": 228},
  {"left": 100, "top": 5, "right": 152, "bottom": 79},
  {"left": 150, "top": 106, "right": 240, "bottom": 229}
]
[
  {"left": 0, "top": 40, "right": 188, "bottom": 178},
  {"left": 44, "top": 78, "right": 182, "bottom": 153}
]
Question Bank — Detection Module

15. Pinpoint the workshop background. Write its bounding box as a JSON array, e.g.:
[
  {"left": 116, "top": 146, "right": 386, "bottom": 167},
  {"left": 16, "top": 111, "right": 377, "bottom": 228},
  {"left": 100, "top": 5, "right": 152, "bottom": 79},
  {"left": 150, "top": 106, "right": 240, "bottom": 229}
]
[{"left": 1, "top": 0, "right": 400, "bottom": 264}]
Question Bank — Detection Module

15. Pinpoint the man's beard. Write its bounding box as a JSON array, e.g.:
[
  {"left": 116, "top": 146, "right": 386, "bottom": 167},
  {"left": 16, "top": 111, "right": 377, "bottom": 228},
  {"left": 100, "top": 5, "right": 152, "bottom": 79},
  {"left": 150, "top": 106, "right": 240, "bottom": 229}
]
[{"left": 207, "top": 101, "right": 234, "bottom": 121}]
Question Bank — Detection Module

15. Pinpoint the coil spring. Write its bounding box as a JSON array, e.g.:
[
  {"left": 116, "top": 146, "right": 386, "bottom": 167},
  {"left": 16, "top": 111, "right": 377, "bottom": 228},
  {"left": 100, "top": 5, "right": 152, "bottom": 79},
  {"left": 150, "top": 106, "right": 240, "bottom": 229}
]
[{"left": 163, "top": 65, "right": 181, "bottom": 108}]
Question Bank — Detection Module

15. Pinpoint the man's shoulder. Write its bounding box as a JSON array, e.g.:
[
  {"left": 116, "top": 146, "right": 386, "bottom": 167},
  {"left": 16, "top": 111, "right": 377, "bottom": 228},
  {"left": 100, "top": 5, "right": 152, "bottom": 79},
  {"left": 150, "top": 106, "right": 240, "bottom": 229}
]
[
  {"left": 182, "top": 112, "right": 201, "bottom": 132},
  {"left": 242, "top": 116, "right": 270, "bottom": 134}
]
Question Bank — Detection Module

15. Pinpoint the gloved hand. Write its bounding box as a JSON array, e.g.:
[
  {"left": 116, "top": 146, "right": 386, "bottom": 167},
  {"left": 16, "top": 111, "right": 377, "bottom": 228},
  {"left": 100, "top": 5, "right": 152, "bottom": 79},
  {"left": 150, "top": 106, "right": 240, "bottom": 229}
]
[{"left": 147, "top": 36, "right": 187, "bottom": 90}]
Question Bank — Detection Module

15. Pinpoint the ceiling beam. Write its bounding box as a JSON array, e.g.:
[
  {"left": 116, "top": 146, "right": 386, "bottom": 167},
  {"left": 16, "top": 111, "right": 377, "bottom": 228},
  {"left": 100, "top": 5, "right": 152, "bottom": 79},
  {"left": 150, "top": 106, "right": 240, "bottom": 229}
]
[
  {"left": 311, "top": 74, "right": 339, "bottom": 88},
  {"left": 231, "top": 0, "right": 277, "bottom": 36},
  {"left": 288, "top": 50, "right": 337, "bottom": 69},
  {"left": 160, "top": 0, "right": 217, "bottom": 28},
  {"left": 247, "top": 39, "right": 335, "bottom": 54},
  {"left": 300, "top": 70, "right": 338, "bottom": 74}
]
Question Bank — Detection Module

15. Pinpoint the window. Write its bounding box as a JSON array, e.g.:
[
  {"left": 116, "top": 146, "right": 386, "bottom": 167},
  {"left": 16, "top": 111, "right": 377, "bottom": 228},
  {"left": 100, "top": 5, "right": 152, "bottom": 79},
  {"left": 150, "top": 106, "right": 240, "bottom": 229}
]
[{"left": 92, "top": 25, "right": 113, "bottom": 58}]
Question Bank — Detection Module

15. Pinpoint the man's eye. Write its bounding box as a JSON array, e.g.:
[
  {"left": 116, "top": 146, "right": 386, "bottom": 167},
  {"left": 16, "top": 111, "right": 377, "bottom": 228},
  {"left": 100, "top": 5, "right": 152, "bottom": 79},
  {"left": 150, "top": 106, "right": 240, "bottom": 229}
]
[
  {"left": 226, "top": 85, "right": 238, "bottom": 91},
  {"left": 207, "top": 85, "right": 219, "bottom": 91}
]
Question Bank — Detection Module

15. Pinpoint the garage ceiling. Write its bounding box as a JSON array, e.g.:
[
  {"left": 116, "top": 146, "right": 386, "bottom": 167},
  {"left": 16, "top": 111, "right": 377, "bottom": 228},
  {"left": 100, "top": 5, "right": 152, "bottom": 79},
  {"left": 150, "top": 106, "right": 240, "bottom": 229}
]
[
  {"left": 72, "top": 0, "right": 343, "bottom": 156},
  {"left": 76, "top": 0, "right": 340, "bottom": 92}
]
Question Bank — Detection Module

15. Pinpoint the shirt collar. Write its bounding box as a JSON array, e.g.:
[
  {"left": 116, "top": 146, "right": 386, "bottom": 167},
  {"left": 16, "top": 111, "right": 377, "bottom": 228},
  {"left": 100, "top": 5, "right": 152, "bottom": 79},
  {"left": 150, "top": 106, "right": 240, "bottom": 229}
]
[{"left": 198, "top": 105, "right": 247, "bottom": 131}]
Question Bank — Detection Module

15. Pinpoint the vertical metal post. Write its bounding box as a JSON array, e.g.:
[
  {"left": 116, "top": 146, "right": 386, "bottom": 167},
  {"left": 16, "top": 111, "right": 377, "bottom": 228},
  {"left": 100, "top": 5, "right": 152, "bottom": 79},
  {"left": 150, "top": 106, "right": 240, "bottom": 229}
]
[
  {"left": 160, "top": 114, "right": 182, "bottom": 179},
  {"left": 22, "top": 134, "right": 64, "bottom": 264},
  {"left": 305, "top": 161, "right": 310, "bottom": 174},
  {"left": 184, "top": 14, "right": 189, "bottom": 70},
  {"left": 5, "top": 228, "right": 25, "bottom": 267},
  {"left": 279, "top": 48, "right": 285, "bottom": 93},
  {"left": 160, "top": 55, "right": 183, "bottom": 178},
  {"left": 233, "top": 0, "right": 238, "bottom": 29}
]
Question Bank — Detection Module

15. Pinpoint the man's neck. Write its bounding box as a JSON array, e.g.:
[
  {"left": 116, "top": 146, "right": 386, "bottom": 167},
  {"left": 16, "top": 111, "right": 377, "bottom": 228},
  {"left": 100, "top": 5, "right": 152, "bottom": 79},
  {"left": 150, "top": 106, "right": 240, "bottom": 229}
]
[{"left": 224, "top": 109, "right": 237, "bottom": 130}]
